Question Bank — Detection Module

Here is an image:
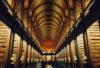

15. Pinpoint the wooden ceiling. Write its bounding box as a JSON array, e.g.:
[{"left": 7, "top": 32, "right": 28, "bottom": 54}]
[{"left": 8, "top": 0, "right": 91, "bottom": 52}]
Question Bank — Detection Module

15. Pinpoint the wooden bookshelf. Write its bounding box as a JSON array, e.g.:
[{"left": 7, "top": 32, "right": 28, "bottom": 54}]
[
  {"left": 77, "top": 34, "right": 87, "bottom": 63},
  {"left": 87, "top": 20, "right": 100, "bottom": 68},
  {"left": 21, "top": 40, "right": 27, "bottom": 64},
  {"left": 0, "top": 21, "right": 11, "bottom": 67}
]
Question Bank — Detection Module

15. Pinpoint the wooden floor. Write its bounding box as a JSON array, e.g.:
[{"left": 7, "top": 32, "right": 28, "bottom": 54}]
[{"left": 45, "top": 64, "right": 53, "bottom": 68}]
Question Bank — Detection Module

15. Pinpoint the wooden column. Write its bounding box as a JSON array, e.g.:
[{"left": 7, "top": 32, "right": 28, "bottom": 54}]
[
  {"left": 74, "top": 38, "right": 83, "bottom": 68},
  {"left": 83, "top": 31, "right": 93, "bottom": 68},
  {"left": 29, "top": 46, "right": 32, "bottom": 68},
  {"left": 15, "top": 38, "right": 23, "bottom": 68},
  {"left": 69, "top": 43, "right": 75, "bottom": 68},
  {"left": 24, "top": 43, "right": 28, "bottom": 68},
  {"left": 66, "top": 46, "right": 71, "bottom": 68},
  {"left": 66, "top": 47, "right": 69, "bottom": 63}
]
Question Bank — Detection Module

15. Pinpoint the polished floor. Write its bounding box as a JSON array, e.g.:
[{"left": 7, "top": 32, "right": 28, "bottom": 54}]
[{"left": 45, "top": 65, "right": 53, "bottom": 68}]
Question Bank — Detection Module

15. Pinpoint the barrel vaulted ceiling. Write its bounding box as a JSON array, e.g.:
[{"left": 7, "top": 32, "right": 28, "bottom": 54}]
[{"left": 10, "top": 0, "right": 91, "bottom": 52}]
